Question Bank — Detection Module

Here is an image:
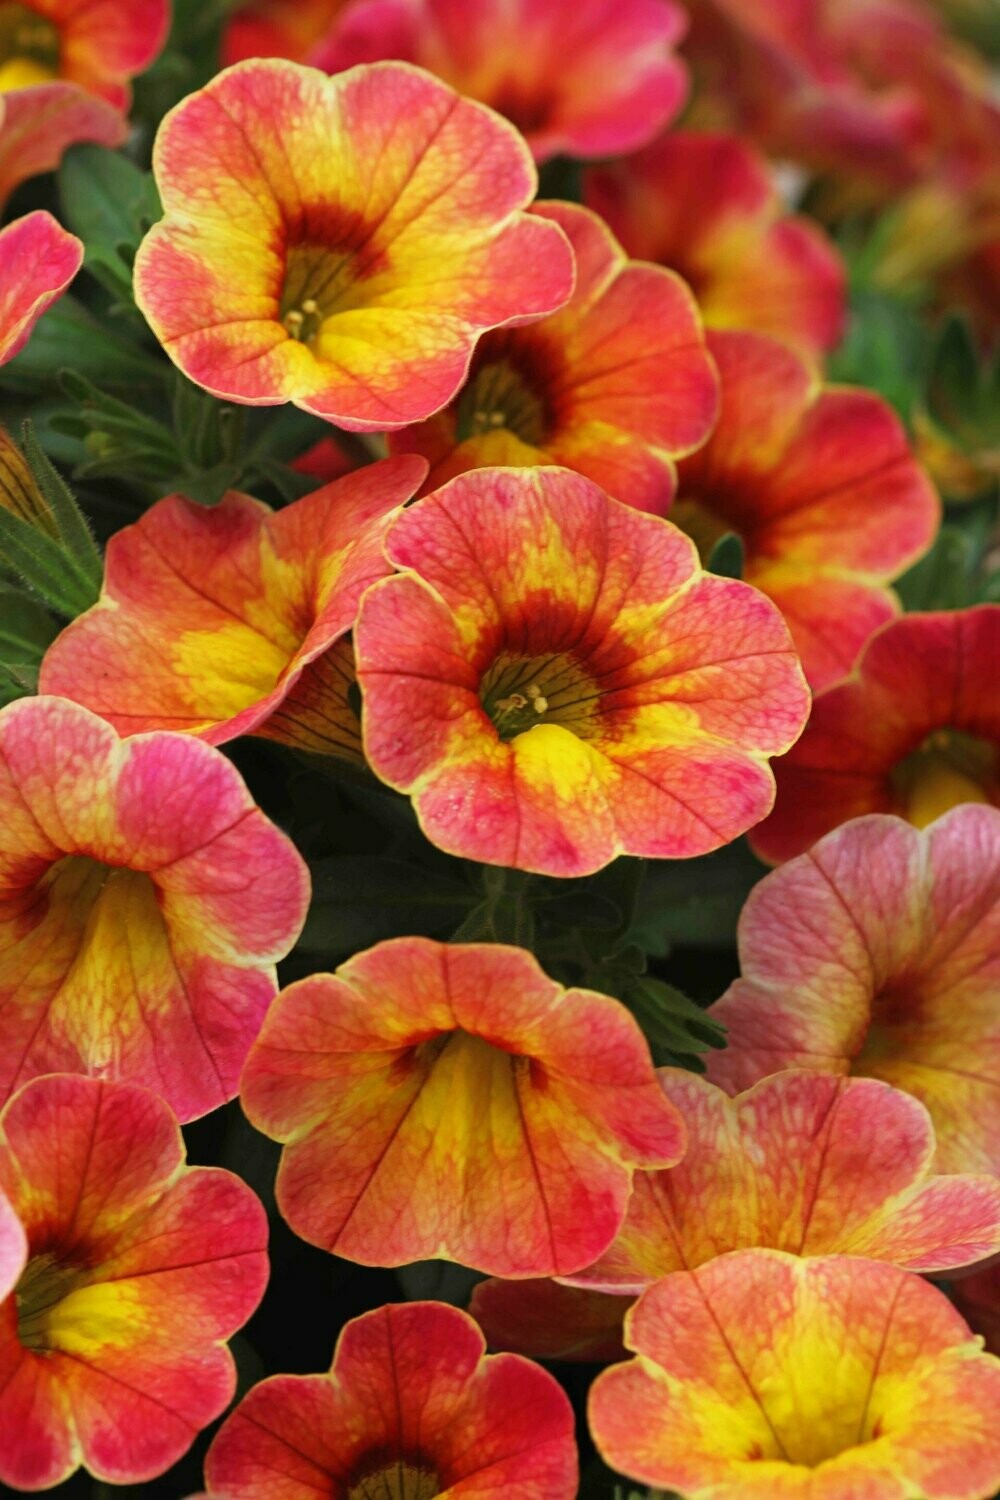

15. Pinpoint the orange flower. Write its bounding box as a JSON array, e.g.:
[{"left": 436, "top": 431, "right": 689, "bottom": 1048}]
[
  {"left": 240, "top": 937, "right": 685, "bottom": 1277},
  {"left": 389, "top": 201, "right": 718, "bottom": 515},
  {"left": 0, "top": 1074, "right": 267, "bottom": 1490},
  {"left": 590, "top": 1251, "right": 1000, "bottom": 1499},
  {"left": 0, "top": 210, "right": 81, "bottom": 367},
  {"left": 356, "top": 467, "right": 809, "bottom": 876},
  {"left": 585, "top": 131, "right": 846, "bottom": 359}
]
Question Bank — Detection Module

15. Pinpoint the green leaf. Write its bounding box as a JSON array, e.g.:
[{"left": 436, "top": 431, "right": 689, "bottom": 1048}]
[
  {"left": 20, "top": 424, "right": 103, "bottom": 589},
  {"left": 450, "top": 866, "right": 536, "bottom": 946},
  {"left": 0, "top": 295, "right": 166, "bottom": 394},
  {"left": 826, "top": 287, "right": 926, "bottom": 417},
  {"left": 631, "top": 841, "right": 765, "bottom": 953},
  {"left": 619, "top": 975, "right": 727, "bottom": 1068},
  {"left": 0, "top": 589, "right": 58, "bottom": 658},
  {"left": 706, "top": 531, "right": 744, "bottom": 580},
  {"left": 895, "top": 526, "right": 975, "bottom": 611},
  {"left": 924, "top": 314, "right": 1000, "bottom": 453},
  {"left": 59, "top": 144, "right": 161, "bottom": 296},
  {"left": 297, "top": 856, "right": 474, "bottom": 957},
  {"left": 0, "top": 508, "right": 100, "bottom": 617}
]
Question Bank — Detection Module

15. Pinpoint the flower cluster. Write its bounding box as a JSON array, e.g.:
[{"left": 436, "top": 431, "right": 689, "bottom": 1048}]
[{"left": 1, "top": 1, "right": 999, "bottom": 1497}]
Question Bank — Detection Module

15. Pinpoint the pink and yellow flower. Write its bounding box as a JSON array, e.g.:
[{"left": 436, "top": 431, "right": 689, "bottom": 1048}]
[
  {"left": 222, "top": 0, "right": 349, "bottom": 64},
  {"left": 0, "top": 210, "right": 81, "bottom": 367},
  {"left": 240, "top": 937, "right": 685, "bottom": 1277},
  {"left": 753, "top": 607, "right": 1000, "bottom": 861},
  {"left": 388, "top": 201, "right": 718, "bottom": 515},
  {"left": 0, "top": 1073, "right": 268, "bottom": 1491},
  {"left": 708, "top": 807, "right": 1000, "bottom": 1176},
  {"left": 204, "top": 1300, "right": 577, "bottom": 1499},
  {"left": 0, "top": 0, "right": 168, "bottom": 105},
  {"left": 0, "top": 694, "right": 310, "bottom": 1122},
  {"left": 585, "top": 131, "right": 846, "bottom": 360},
  {"left": 0, "top": 82, "right": 123, "bottom": 208},
  {"left": 355, "top": 467, "right": 810, "bottom": 877},
  {"left": 313, "top": 0, "right": 688, "bottom": 163},
  {"left": 572, "top": 1069, "right": 1000, "bottom": 1293},
  {"left": 39, "top": 455, "right": 426, "bottom": 759},
  {"left": 589, "top": 1250, "right": 1000, "bottom": 1499},
  {"left": 470, "top": 1277, "right": 629, "bottom": 1363},
  {"left": 134, "top": 59, "right": 574, "bottom": 432},
  {"left": 672, "top": 330, "right": 939, "bottom": 691}
]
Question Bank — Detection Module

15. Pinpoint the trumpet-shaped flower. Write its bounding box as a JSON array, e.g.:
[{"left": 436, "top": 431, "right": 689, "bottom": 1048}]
[
  {"left": 0, "top": 210, "right": 81, "bottom": 366},
  {"left": 470, "top": 1277, "right": 629, "bottom": 1363},
  {"left": 753, "top": 607, "right": 1000, "bottom": 860},
  {"left": 0, "top": 0, "right": 168, "bottom": 105},
  {"left": 571, "top": 1070, "right": 1000, "bottom": 1293},
  {"left": 388, "top": 201, "right": 718, "bottom": 515},
  {"left": 589, "top": 1250, "right": 1000, "bottom": 1499},
  {"left": 0, "top": 82, "right": 123, "bottom": 208},
  {"left": 708, "top": 808, "right": 1000, "bottom": 1175},
  {"left": 0, "top": 1074, "right": 268, "bottom": 1490},
  {"left": 39, "top": 456, "right": 426, "bottom": 757},
  {"left": 355, "top": 467, "right": 810, "bottom": 877},
  {"left": 0, "top": 695, "right": 309, "bottom": 1122},
  {"left": 313, "top": 0, "right": 688, "bottom": 163},
  {"left": 134, "top": 59, "right": 575, "bottom": 432},
  {"left": 585, "top": 131, "right": 846, "bottom": 359},
  {"left": 673, "top": 330, "right": 939, "bottom": 690},
  {"left": 240, "top": 937, "right": 685, "bottom": 1277},
  {"left": 204, "top": 1301, "right": 577, "bottom": 1498}
]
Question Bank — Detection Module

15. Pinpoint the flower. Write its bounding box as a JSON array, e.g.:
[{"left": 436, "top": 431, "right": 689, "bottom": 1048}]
[
  {"left": 240, "top": 937, "right": 685, "bottom": 1277},
  {"left": 203, "top": 1300, "right": 577, "bottom": 1499},
  {"left": 0, "top": 695, "right": 310, "bottom": 1122},
  {"left": 672, "top": 329, "right": 939, "bottom": 691},
  {"left": 39, "top": 455, "right": 426, "bottom": 759},
  {"left": 388, "top": 201, "right": 718, "bottom": 515},
  {"left": 470, "top": 1278, "right": 629, "bottom": 1362},
  {"left": 753, "top": 607, "right": 1000, "bottom": 860},
  {"left": 134, "top": 59, "right": 574, "bottom": 432},
  {"left": 570, "top": 1069, "right": 1000, "bottom": 1293},
  {"left": 356, "top": 467, "right": 810, "bottom": 876},
  {"left": 707, "top": 807, "right": 1000, "bottom": 1175},
  {"left": 589, "top": 1250, "right": 1000, "bottom": 1499},
  {"left": 312, "top": 0, "right": 688, "bottom": 163},
  {"left": 222, "top": 0, "right": 349, "bottom": 64},
  {"left": 0, "top": 0, "right": 168, "bottom": 106},
  {"left": 0, "top": 1073, "right": 268, "bottom": 1490},
  {"left": 0, "top": 210, "right": 81, "bottom": 367},
  {"left": 0, "top": 1190, "right": 25, "bottom": 1305},
  {"left": 0, "top": 82, "right": 124, "bottom": 208},
  {"left": 584, "top": 131, "right": 846, "bottom": 359}
]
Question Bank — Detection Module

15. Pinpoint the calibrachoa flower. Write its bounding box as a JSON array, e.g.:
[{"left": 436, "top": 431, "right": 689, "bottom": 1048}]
[
  {"left": 753, "top": 607, "right": 1000, "bottom": 860},
  {"left": 203, "top": 1301, "right": 578, "bottom": 1498},
  {"left": 0, "top": 1074, "right": 268, "bottom": 1491},
  {"left": 0, "top": 695, "right": 310, "bottom": 1122},
  {"left": 589, "top": 1250, "right": 1000, "bottom": 1499},
  {"left": 39, "top": 455, "right": 426, "bottom": 759},
  {"left": 240, "top": 937, "right": 685, "bottom": 1277},
  {"left": 388, "top": 201, "right": 718, "bottom": 514},
  {"left": 222, "top": 0, "right": 349, "bottom": 64},
  {"left": 313, "top": 0, "right": 688, "bottom": 163},
  {"left": 584, "top": 131, "right": 846, "bottom": 359},
  {"left": 356, "top": 467, "right": 810, "bottom": 876},
  {"left": 470, "top": 1277, "right": 629, "bottom": 1362},
  {"left": 570, "top": 1070, "right": 1000, "bottom": 1293},
  {"left": 708, "top": 808, "right": 1000, "bottom": 1176},
  {"left": 134, "top": 59, "right": 574, "bottom": 432},
  {"left": 0, "top": 0, "right": 168, "bottom": 105},
  {"left": 0, "top": 210, "right": 82, "bottom": 367},
  {"left": 672, "top": 330, "right": 939, "bottom": 691},
  {"left": 0, "top": 82, "right": 123, "bottom": 208}
]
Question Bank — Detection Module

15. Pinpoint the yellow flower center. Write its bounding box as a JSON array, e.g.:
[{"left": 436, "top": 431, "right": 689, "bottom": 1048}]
[
  {"left": 0, "top": 2, "right": 59, "bottom": 91},
  {"left": 890, "top": 727, "right": 996, "bottom": 828},
  {"left": 280, "top": 243, "right": 371, "bottom": 344},
  {"left": 348, "top": 1461, "right": 440, "bottom": 1499},
  {"left": 455, "top": 358, "right": 549, "bottom": 446},
  {"left": 480, "top": 651, "right": 598, "bottom": 742},
  {"left": 15, "top": 1252, "right": 84, "bottom": 1352}
]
